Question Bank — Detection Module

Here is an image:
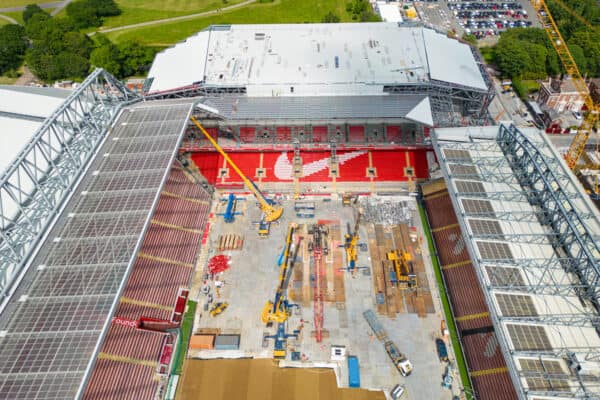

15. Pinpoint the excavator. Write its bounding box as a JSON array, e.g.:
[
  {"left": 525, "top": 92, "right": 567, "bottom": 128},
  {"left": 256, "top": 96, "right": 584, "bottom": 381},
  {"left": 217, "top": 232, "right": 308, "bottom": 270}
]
[
  {"left": 387, "top": 249, "right": 417, "bottom": 288},
  {"left": 190, "top": 117, "right": 283, "bottom": 222}
]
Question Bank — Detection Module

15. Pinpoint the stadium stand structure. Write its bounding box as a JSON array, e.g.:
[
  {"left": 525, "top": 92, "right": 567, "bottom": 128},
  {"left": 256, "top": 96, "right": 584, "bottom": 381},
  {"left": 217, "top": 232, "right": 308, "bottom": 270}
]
[
  {"left": 0, "top": 72, "right": 196, "bottom": 399},
  {"left": 423, "top": 181, "right": 517, "bottom": 400},
  {"left": 146, "top": 23, "right": 494, "bottom": 127},
  {"left": 429, "top": 123, "right": 600, "bottom": 399},
  {"left": 83, "top": 164, "right": 211, "bottom": 400},
  {"left": 1, "top": 23, "right": 599, "bottom": 400}
]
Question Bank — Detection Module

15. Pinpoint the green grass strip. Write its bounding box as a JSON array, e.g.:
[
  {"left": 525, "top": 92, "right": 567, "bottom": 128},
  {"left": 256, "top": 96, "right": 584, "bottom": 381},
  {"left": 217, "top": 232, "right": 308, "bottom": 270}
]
[
  {"left": 173, "top": 299, "right": 197, "bottom": 375},
  {"left": 418, "top": 203, "right": 474, "bottom": 399}
]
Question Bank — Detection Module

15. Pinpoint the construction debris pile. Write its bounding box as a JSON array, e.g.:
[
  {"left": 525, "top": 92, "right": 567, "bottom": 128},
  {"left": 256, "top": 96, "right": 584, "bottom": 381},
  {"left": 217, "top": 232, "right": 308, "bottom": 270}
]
[{"left": 359, "top": 197, "right": 414, "bottom": 225}]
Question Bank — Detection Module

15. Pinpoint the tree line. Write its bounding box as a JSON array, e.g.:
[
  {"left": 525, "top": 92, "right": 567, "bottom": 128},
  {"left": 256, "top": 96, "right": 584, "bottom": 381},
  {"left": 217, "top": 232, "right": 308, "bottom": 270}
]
[
  {"left": 0, "top": 1, "right": 156, "bottom": 82},
  {"left": 490, "top": 0, "right": 599, "bottom": 80}
]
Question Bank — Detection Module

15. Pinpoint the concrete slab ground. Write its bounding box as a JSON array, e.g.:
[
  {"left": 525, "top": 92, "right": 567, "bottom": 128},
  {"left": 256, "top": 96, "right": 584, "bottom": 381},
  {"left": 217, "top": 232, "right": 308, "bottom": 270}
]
[{"left": 187, "top": 192, "right": 457, "bottom": 400}]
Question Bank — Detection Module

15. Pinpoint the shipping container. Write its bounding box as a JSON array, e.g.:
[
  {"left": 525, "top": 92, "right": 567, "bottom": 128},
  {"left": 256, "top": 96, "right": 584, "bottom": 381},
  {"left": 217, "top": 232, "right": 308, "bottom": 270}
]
[
  {"left": 348, "top": 355, "right": 360, "bottom": 388},
  {"left": 214, "top": 334, "right": 241, "bottom": 350},
  {"left": 190, "top": 334, "right": 215, "bottom": 350}
]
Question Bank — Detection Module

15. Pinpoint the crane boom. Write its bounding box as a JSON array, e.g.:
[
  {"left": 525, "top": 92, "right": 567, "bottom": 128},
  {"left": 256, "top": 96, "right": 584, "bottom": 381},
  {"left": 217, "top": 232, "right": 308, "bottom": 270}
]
[
  {"left": 345, "top": 210, "right": 361, "bottom": 271},
  {"left": 190, "top": 116, "right": 283, "bottom": 222},
  {"left": 262, "top": 224, "right": 299, "bottom": 324},
  {"left": 531, "top": 0, "right": 599, "bottom": 171}
]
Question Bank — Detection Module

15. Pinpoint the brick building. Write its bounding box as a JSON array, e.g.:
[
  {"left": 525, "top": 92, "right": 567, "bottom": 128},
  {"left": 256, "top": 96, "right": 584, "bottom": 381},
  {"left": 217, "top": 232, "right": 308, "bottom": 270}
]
[{"left": 537, "top": 77, "right": 585, "bottom": 113}]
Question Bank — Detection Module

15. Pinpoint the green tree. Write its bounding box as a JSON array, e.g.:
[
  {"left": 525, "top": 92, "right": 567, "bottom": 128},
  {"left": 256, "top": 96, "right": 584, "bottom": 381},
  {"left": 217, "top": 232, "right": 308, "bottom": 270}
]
[
  {"left": 567, "top": 43, "right": 588, "bottom": 75},
  {"left": 0, "top": 24, "right": 28, "bottom": 74},
  {"left": 494, "top": 39, "right": 529, "bottom": 78},
  {"left": 322, "top": 11, "right": 340, "bottom": 23},
  {"left": 66, "top": 0, "right": 121, "bottom": 29},
  {"left": 117, "top": 41, "right": 155, "bottom": 77},
  {"left": 22, "top": 4, "right": 49, "bottom": 24},
  {"left": 90, "top": 43, "right": 121, "bottom": 76},
  {"left": 63, "top": 32, "right": 94, "bottom": 59},
  {"left": 66, "top": 1, "right": 101, "bottom": 29},
  {"left": 87, "top": 0, "right": 120, "bottom": 17}
]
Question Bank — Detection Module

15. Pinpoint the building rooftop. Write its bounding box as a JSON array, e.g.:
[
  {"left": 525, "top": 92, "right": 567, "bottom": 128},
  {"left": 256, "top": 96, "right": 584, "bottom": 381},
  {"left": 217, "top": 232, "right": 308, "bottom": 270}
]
[
  {"left": 375, "top": 2, "right": 403, "bottom": 23},
  {"left": 433, "top": 124, "right": 600, "bottom": 398},
  {"left": 147, "top": 23, "right": 488, "bottom": 95}
]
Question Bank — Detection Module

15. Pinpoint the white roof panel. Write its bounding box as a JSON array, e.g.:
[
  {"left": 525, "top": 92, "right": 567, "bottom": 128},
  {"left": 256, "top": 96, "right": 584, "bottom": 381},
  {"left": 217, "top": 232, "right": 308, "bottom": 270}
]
[
  {"left": 375, "top": 2, "right": 403, "bottom": 22},
  {"left": 423, "top": 29, "right": 487, "bottom": 91},
  {"left": 147, "top": 31, "right": 210, "bottom": 93},
  {"left": 146, "top": 23, "right": 488, "bottom": 94},
  {"left": 0, "top": 116, "right": 41, "bottom": 174},
  {"left": 0, "top": 88, "right": 66, "bottom": 118}
]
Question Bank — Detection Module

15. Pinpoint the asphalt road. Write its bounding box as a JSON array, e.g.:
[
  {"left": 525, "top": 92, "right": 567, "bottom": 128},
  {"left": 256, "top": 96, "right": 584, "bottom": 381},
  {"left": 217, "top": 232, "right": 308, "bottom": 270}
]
[{"left": 0, "top": 1, "right": 62, "bottom": 13}]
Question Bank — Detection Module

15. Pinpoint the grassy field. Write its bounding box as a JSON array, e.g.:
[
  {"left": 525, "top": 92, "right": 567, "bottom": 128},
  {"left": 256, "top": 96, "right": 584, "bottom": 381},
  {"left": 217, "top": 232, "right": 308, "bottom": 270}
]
[
  {"left": 106, "top": 0, "right": 352, "bottom": 45},
  {"left": 100, "top": 0, "right": 248, "bottom": 28},
  {"left": 1, "top": 11, "right": 25, "bottom": 24},
  {"left": 0, "top": 75, "right": 18, "bottom": 84},
  {"left": 0, "top": 0, "right": 50, "bottom": 7}
]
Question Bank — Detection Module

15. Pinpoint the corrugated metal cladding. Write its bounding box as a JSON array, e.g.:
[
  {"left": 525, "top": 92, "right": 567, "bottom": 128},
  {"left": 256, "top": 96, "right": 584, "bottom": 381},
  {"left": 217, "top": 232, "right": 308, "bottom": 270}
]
[{"left": 0, "top": 101, "right": 192, "bottom": 400}]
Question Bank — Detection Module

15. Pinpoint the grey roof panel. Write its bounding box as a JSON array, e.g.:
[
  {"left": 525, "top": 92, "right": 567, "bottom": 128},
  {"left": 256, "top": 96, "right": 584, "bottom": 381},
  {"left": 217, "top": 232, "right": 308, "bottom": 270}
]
[{"left": 199, "top": 94, "right": 432, "bottom": 124}]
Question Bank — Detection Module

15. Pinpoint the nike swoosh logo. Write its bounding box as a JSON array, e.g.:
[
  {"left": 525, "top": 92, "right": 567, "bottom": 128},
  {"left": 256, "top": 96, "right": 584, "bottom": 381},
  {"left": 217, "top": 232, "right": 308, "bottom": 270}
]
[{"left": 274, "top": 151, "right": 367, "bottom": 180}]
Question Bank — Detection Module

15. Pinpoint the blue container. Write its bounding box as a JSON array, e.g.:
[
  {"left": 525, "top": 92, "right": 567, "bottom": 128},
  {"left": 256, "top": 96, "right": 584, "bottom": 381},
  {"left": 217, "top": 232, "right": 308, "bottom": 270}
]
[{"left": 347, "top": 356, "right": 360, "bottom": 388}]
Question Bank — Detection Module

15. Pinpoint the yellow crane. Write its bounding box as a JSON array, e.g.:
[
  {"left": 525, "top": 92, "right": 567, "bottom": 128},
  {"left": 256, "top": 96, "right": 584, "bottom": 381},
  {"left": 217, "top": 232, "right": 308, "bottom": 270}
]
[
  {"left": 531, "top": 1, "right": 599, "bottom": 177},
  {"left": 344, "top": 209, "right": 361, "bottom": 271},
  {"left": 262, "top": 224, "right": 299, "bottom": 324},
  {"left": 190, "top": 117, "right": 283, "bottom": 222}
]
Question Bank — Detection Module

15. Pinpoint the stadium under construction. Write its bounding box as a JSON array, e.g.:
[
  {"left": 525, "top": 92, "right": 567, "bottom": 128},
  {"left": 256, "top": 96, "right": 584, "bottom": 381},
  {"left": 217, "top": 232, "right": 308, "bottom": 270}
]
[{"left": 0, "top": 22, "right": 598, "bottom": 400}]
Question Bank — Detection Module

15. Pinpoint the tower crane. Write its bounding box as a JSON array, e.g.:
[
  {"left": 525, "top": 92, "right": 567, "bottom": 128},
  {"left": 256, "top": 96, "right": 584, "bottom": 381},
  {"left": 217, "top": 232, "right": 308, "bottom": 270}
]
[
  {"left": 190, "top": 117, "right": 284, "bottom": 222},
  {"left": 531, "top": 0, "right": 600, "bottom": 195}
]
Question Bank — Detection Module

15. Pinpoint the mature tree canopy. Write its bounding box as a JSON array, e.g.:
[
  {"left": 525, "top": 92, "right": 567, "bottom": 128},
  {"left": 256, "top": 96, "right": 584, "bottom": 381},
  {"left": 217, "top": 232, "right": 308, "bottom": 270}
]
[
  {"left": 66, "top": 0, "right": 121, "bottom": 29},
  {"left": 0, "top": 24, "right": 28, "bottom": 74},
  {"left": 90, "top": 42, "right": 121, "bottom": 76},
  {"left": 22, "top": 4, "right": 49, "bottom": 24}
]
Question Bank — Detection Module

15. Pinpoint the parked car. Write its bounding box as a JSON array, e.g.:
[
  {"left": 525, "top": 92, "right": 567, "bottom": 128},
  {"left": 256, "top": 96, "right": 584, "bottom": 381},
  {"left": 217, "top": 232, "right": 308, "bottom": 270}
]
[{"left": 435, "top": 338, "right": 449, "bottom": 362}]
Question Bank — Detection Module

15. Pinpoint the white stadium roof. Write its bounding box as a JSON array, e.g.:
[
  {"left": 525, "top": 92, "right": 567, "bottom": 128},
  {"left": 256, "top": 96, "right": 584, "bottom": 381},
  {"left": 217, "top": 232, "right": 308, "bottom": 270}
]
[
  {"left": 0, "top": 86, "right": 71, "bottom": 175},
  {"left": 147, "top": 23, "right": 488, "bottom": 95}
]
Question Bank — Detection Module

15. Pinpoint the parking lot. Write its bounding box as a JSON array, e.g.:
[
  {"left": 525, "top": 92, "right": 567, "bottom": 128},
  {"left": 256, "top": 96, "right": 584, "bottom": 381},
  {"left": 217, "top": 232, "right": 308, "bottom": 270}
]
[{"left": 416, "top": 0, "right": 541, "bottom": 41}]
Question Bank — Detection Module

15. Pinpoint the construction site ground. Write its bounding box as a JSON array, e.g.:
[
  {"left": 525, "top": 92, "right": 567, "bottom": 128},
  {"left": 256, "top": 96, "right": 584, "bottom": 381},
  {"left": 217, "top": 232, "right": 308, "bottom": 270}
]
[{"left": 181, "top": 193, "right": 459, "bottom": 400}]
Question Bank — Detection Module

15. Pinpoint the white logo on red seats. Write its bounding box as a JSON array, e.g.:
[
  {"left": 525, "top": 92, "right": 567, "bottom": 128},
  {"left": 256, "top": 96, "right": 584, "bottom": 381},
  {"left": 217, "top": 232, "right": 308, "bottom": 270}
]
[{"left": 274, "top": 151, "right": 367, "bottom": 180}]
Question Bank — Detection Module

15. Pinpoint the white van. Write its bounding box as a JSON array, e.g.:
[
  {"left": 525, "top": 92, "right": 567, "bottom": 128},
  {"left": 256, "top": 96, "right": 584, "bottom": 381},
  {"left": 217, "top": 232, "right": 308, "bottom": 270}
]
[{"left": 391, "top": 384, "right": 406, "bottom": 399}]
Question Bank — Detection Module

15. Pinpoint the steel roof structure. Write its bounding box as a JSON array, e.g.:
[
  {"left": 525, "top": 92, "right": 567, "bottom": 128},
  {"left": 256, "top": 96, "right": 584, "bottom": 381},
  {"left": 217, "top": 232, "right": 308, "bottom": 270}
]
[
  {"left": 145, "top": 23, "right": 494, "bottom": 126},
  {"left": 0, "top": 70, "right": 194, "bottom": 398},
  {"left": 196, "top": 94, "right": 434, "bottom": 126},
  {"left": 433, "top": 123, "right": 600, "bottom": 399}
]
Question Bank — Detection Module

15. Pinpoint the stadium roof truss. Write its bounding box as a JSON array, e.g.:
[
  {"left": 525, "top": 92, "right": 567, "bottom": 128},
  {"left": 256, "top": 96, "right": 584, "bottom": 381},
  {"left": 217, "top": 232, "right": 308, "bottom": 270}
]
[
  {"left": 0, "top": 72, "right": 194, "bottom": 398},
  {"left": 0, "top": 69, "right": 139, "bottom": 306},
  {"left": 433, "top": 124, "right": 600, "bottom": 399}
]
